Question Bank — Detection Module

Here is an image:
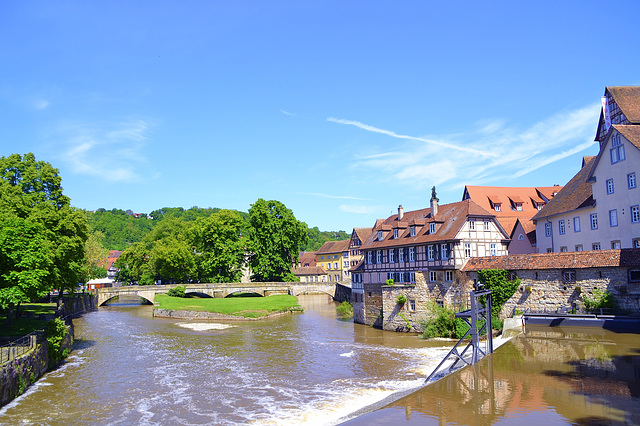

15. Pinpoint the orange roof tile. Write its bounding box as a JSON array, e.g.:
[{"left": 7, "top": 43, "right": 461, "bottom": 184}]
[
  {"left": 531, "top": 157, "right": 596, "bottom": 221},
  {"left": 462, "top": 248, "right": 640, "bottom": 271},
  {"left": 316, "top": 239, "right": 350, "bottom": 254}
]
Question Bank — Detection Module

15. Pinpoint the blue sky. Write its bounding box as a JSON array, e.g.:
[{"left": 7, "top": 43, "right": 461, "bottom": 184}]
[{"left": 2, "top": 1, "right": 640, "bottom": 232}]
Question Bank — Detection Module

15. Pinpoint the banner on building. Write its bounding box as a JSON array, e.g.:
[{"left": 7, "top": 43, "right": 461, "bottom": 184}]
[{"left": 602, "top": 96, "right": 612, "bottom": 131}]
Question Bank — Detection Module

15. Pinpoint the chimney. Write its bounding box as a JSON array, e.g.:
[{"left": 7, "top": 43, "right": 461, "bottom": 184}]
[
  {"left": 398, "top": 205, "right": 404, "bottom": 221},
  {"left": 430, "top": 186, "right": 439, "bottom": 217}
]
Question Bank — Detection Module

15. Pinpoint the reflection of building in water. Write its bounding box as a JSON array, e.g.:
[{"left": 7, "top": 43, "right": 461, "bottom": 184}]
[{"left": 381, "top": 329, "right": 640, "bottom": 425}]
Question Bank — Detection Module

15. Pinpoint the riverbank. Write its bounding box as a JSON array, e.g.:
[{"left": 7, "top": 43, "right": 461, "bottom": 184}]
[{"left": 152, "top": 293, "right": 303, "bottom": 319}]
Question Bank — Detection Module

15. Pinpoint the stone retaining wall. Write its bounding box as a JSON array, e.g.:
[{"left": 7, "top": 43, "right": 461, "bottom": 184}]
[{"left": 0, "top": 325, "right": 73, "bottom": 408}]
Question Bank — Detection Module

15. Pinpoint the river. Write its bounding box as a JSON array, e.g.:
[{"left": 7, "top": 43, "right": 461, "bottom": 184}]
[{"left": 1, "top": 295, "right": 639, "bottom": 425}]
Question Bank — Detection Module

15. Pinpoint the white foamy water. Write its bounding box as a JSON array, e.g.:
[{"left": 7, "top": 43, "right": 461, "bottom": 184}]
[{"left": 176, "top": 322, "right": 236, "bottom": 331}]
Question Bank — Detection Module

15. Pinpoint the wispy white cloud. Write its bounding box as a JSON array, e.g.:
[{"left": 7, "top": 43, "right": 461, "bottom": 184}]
[
  {"left": 301, "top": 192, "right": 371, "bottom": 201},
  {"left": 33, "top": 99, "right": 50, "bottom": 110},
  {"left": 54, "top": 119, "right": 152, "bottom": 182},
  {"left": 331, "top": 102, "right": 600, "bottom": 192},
  {"left": 339, "top": 204, "right": 380, "bottom": 215},
  {"left": 280, "top": 109, "right": 296, "bottom": 116}
]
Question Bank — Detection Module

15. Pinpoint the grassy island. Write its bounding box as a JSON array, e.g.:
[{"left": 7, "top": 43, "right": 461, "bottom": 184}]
[{"left": 154, "top": 294, "right": 302, "bottom": 319}]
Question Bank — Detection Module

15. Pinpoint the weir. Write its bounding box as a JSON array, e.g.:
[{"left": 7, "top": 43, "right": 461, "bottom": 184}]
[{"left": 425, "top": 288, "right": 493, "bottom": 383}]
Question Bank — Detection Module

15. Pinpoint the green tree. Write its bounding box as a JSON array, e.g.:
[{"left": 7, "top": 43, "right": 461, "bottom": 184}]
[
  {"left": 82, "top": 231, "right": 109, "bottom": 281},
  {"left": 247, "top": 199, "right": 308, "bottom": 282},
  {"left": 0, "top": 153, "right": 88, "bottom": 323},
  {"left": 477, "top": 269, "right": 520, "bottom": 319},
  {"left": 191, "top": 209, "right": 245, "bottom": 283}
]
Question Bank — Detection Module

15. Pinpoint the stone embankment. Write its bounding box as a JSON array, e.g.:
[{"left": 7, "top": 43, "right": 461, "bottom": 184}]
[{"left": 0, "top": 293, "right": 94, "bottom": 408}]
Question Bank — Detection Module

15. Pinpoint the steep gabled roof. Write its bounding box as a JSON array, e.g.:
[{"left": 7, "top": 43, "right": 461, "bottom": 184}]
[
  {"left": 362, "top": 199, "right": 505, "bottom": 250},
  {"left": 298, "top": 251, "right": 317, "bottom": 267},
  {"left": 608, "top": 86, "right": 640, "bottom": 124},
  {"left": 462, "top": 249, "right": 640, "bottom": 271},
  {"left": 463, "top": 185, "right": 562, "bottom": 236},
  {"left": 531, "top": 156, "right": 596, "bottom": 222},
  {"left": 316, "top": 239, "right": 350, "bottom": 254},
  {"left": 586, "top": 125, "right": 640, "bottom": 184},
  {"left": 351, "top": 227, "right": 373, "bottom": 247}
]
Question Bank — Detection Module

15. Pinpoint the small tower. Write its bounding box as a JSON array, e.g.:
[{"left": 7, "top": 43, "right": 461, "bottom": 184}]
[{"left": 430, "top": 186, "right": 439, "bottom": 217}]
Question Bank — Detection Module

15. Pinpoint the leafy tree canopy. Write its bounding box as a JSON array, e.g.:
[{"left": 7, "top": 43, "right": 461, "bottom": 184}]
[
  {"left": 247, "top": 199, "right": 308, "bottom": 282},
  {"left": 0, "top": 153, "right": 88, "bottom": 317}
]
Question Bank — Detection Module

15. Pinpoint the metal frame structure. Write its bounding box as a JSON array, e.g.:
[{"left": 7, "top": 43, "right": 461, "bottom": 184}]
[{"left": 426, "top": 288, "right": 493, "bottom": 383}]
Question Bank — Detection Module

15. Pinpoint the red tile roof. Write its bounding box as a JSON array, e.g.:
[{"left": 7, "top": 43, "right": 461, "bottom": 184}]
[
  {"left": 463, "top": 185, "right": 562, "bottom": 236},
  {"left": 462, "top": 248, "right": 640, "bottom": 271},
  {"left": 316, "top": 239, "right": 350, "bottom": 254},
  {"left": 362, "top": 199, "right": 505, "bottom": 249},
  {"left": 293, "top": 266, "right": 327, "bottom": 276},
  {"left": 531, "top": 156, "right": 596, "bottom": 221}
]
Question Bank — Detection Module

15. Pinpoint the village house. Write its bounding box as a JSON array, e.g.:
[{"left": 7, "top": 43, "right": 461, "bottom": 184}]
[
  {"left": 462, "top": 185, "right": 561, "bottom": 254},
  {"left": 462, "top": 249, "right": 640, "bottom": 316},
  {"left": 533, "top": 86, "right": 640, "bottom": 253},
  {"left": 353, "top": 191, "right": 510, "bottom": 329},
  {"left": 314, "top": 239, "right": 350, "bottom": 283}
]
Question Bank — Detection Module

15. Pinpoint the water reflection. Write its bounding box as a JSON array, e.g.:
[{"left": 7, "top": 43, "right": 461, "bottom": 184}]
[{"left": 344, "top": 326, "right": 640, "bottom": 425}]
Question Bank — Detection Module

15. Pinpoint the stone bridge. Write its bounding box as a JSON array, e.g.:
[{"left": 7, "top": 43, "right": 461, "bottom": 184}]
[{"left": 96, "top": 282, "right": 342, "bottom": 306}]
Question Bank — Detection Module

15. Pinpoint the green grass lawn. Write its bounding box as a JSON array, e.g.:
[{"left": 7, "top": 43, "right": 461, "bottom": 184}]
[
  {"left": 1, "top": 303, "right": 57, "bottom": 337},
  {"left": 155, "top": 294, "right": 302, "bottom": 318}
]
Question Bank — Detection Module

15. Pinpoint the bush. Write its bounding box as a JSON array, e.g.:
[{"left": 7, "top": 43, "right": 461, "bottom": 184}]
[
  {"left": 396, "top": 294, "right": 407, "bottom": 305},
  {"left": 167, "top": 285, "right": 187, "bottom": 298},
  {"left": 584, "top": 288, "right": 615, "bottom": 312},
  {"left": 45, "top": 318, "right": 69, "bottom": 368},
  {"left": 421, "top": 302, "right": 469, "bottom": 339},
  {"left": 336, "top": 301, "right": 353, "bottom": 318},
  {"left": 477, "top": 269, "right": 520, "bottom": 319},
  {"left": 386, "top": 279, "right": 394, "bottom": 286}
]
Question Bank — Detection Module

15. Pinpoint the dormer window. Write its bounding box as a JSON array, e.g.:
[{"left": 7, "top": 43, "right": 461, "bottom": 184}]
[
  {"left": 495, "top": 204, "right": 501, "bottom": 212},
  {"left": 429, "top": 223, "right": 436, "bottom": 234},
  {"left": 410, "top": 226, "right": 415, "bottom": 237},
  {"left": 393, "top": 229, "right": 398, "bottom": 239},
  {"left": 537, "top": 204, "right": 544, "bottom": 211},
  {"left": 516, "top": 203, "right": 523, "bottom": 211},
  {"left": 378, "top": 231, "right": 384, "bottom": 241}
]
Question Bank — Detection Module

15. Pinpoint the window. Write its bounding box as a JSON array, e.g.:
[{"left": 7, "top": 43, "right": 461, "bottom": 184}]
[
  {"left": 560, "top": 246, "right": 568, "bottom": 252},
  {"left": 516, "top": 203, "right": 523, "bottom": 211},
  {"left": 559, "top": 220, "right": 566, "bottom": 235},
  {"left": 606, "top": 179, "right": 615, "bottom": 194},
  {"left": 429, "top": 223, "right": 436, "bottom": 234},
  {"left": 464, "top": 243, "right": 472, "bottom": 257},
  {"left": 378, "top": 231, "right": 384, "bottom": 241},
  {"left": 343, "top": 261, "right": 349, "bottom": 268},
  {"left": 490, "top": 243, "right": 497, "bottom": 256},
  {"left": 367, "top": 251, "right": 372, "bottom": 264},
  {"left": 484, "top": 220, "right": 490, "bottom": 231},
  {"left": 546, "top": 248, "right": 553, "bottom": 253},
  {"left": 410, "top": 226, "right": 415, "bottom": 237},
  {"left": 469, "top": 219, "right": 475, "bottom": 231},
  {"left": 629, "top": 173, "right": 637, "bottom": 189},
  {"left": 393, "top": 229, "right": 398, "bottom": 239},
  {"left": 611, "top": 241, "right": 621, "bottom": 249},
  {"left": 575, "top": 244, "right": 583, "bottom": 252},
  {"left": 428, "top": 245, "right": 435, "bottom": 261},
  {"left": 320, "top": 256, "right": 324, "bottom": 260},
  {"left": 389, "top": 249, "right": 395, "bottom": 263},
  {"left": 632, "top": 205, "right": 640, "bottom": 223},
  {"left": 409, "top": 247, "right": 415, "bottom": 262},
  {"left": 436, "top": 300, "right": 444, "bottom": 308},
  {"left": 592, "top": 243, "right": 601, "bottom": 251},
  {"left": 495, "top": 204, "right": 501, "bottom": 212},
  {"left": 429, "top": 271, "right": 437, "bottom": 282},
  {"left": 610, "top": 133, "right": 625, "bottom": 164},
  {"left": 635, "top": 239, "right": 640, "bottom": 249},
  {"left": 409, "top": 300, "right": 416, "bottom": 311},
  {"left": 441, "top": 244, "right": 449, "bottom": 260},
  {"left": 376, "top": 250, "right": 382, "bottom": 263},
  {"left": 398, "top": 248, "right": 404, "bottom": 262},
  {"left": 573, "top": 217, "right": 581, "bottom": 232},
  {"left": 445, "top": 270, "right": 453, "bottom": 282},
  {"left": 563, "top": 270, "right": 576, "bottom": 282},
  {"left": 609, "top": 209, "right": 618, "bottom": 227},
  {"left": 590, "top": 213, "right": 598, "bottom": 230},
  {"left": 327, "top": 263, "right": 332, "bottom": 269},
  {"left": 545, "top": 222, "right": 552, "bottom": 237}
]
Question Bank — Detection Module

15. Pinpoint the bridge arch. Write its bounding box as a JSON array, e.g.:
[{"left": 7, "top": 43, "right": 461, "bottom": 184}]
[
  {"left": 292, "top": 289, "right": 336, "bottom": 299},
  {"left": 99, "top": 294, "right": 154, "bottom": 306},
  {"left": 226, "top": 291, "right": 264, "bottom": 298}
]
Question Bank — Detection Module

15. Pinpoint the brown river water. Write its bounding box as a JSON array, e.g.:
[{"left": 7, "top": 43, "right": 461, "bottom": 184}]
[{"left": 1, "top": 294, "right": 639, "bottom": 425}]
